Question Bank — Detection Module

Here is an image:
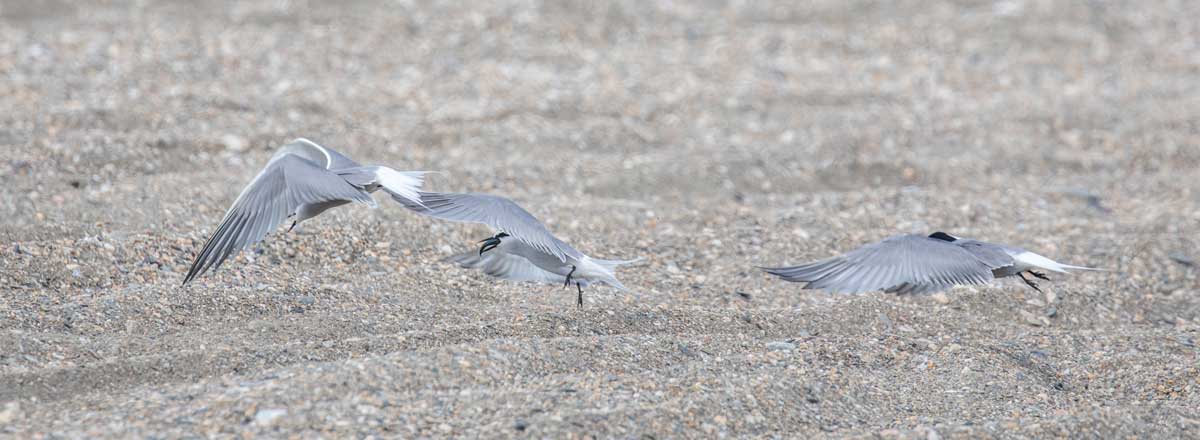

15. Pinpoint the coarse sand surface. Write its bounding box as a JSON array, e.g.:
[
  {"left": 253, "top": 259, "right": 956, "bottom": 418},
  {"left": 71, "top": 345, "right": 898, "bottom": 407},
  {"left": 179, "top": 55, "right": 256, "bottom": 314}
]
[{"left": 1, "top": 0, "right": 1198, "bottom": 437}]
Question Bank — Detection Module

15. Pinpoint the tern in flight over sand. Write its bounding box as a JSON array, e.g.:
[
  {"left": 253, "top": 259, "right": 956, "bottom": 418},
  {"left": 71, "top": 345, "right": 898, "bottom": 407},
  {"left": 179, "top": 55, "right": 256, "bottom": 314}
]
[
  {"left": 395, "top": 191, "right": 639, "bottom": 307},
  {"left": 182, "top": 138, "right": 426, "bottom": 284},
  {"left": 761, "top": 232, "right": 1105, "bottom": 295}
]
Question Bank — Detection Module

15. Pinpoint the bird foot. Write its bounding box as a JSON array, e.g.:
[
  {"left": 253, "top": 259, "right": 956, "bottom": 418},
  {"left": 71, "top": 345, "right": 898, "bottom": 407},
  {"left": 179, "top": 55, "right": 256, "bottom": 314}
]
[
  {"left": 576, "top": 283, "right": 583, "bottom": 308},
  {"left": 1018, "top": 272, "right": 1043, "bottom": 293},
  {"left": 1029, "top": 271, "right": 1050, "bottom": 281}
]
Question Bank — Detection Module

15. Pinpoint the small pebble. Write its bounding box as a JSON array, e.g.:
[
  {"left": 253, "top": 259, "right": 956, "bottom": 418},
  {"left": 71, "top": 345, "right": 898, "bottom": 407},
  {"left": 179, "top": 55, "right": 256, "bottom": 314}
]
[
  {"left": 253, "top": 408, "right": 287, "bottom": 426},
  {"left": 767, "top": 341, "right": 796, "bottom": 351},
  {"left": 1168, "top": 253, "right": 1194, "bottom": 267},
  {"left": 221, "top": 134, "right": 248, "bottom": 152},
  {"left": 0, "top": 402, "right": 20, "bottom": 424},
  {"left": 1020, "top": 310, "right": 1045, "bottom": 327}
]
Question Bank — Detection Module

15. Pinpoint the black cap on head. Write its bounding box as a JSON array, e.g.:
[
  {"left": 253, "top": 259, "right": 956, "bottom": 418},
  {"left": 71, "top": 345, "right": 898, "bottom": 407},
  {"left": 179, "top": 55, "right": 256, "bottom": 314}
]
[{"left": 928, "top": 231, "right": 957, "bottom": 242}]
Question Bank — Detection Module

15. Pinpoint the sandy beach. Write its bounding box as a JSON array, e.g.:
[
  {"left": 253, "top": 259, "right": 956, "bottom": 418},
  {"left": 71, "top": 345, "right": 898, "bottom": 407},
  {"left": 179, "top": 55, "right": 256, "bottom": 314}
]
[{"left": 1, "top": 0, "right": 1198, "bottom": 437}]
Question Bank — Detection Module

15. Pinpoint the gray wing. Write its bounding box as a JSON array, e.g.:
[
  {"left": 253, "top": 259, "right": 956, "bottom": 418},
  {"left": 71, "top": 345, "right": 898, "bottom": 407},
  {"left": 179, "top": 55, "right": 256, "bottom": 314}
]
[
  {"left": 183, "top": 154, "right": 373, "bottom": 284},
  {"left": 761, "top": 234, "right": 1000, "bottom": 295},
  {"left": 392, "top": 191, "right": 583, "bottom": 263},
  {"left": 444, "top": 250, "right": 566, "bottom": 284},
  {"left": 283, "top": 138, "right": 363, "bottom": 171},
  {"left": 954, "top": 240, "right": 1018, "bottom": 269},
  {"left": 316, "top": 144, "right": 363, "bottom": 171}
]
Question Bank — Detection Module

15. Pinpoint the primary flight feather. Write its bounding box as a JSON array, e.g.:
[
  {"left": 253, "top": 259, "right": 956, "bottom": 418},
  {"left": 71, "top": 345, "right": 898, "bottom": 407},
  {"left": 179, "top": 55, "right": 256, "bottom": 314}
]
[
  {"left": 761, "top": 232, "right": 1105, "bottom": 295},
  {"left": 182, "top": 138, "right": 427, "bottom": 284}
]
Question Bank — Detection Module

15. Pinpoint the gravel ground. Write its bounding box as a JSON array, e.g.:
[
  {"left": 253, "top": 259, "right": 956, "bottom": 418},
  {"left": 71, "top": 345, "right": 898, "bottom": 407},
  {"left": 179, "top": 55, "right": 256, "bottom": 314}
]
[{"left": 2, "top": 0, "right": 1199, "bottom": 438}]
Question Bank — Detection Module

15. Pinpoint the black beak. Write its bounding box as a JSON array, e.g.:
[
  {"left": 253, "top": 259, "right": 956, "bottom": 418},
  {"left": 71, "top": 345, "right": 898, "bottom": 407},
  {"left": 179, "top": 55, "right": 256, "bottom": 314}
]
[{"left": 479, "top": 237, "right": 501, "bottom": 255}]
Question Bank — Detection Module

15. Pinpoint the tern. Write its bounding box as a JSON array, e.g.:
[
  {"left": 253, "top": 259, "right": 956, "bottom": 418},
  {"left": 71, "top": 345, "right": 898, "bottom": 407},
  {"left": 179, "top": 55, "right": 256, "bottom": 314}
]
[
  {"left": 182, "top": 138, "right": 426, "bottom": 284},
  {"left": 394, "top": 191, "right": 638, "bottom": 307},
  {"left": 761, "top": 232, "right": 1105, "bottom": 295}
]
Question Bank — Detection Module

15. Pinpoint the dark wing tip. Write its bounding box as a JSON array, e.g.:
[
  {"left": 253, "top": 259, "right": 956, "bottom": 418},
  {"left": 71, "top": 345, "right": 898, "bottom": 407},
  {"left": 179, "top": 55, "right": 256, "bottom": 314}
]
[
  {"left": 759, "top": 265, "right": 802, "bottom": 281},
  {"left": 757, "top": 265, "right": 786, "bottom": 274},
  {"left": 181, "top": 242, "right": 213, "bottom": 286},
  {"left": 182, "top": 257, "right": 208, "bottom": 285},
  {"left": 180, "top": 208, "right": 252, "bottom": 286},
  {"left": 181, "top": 248, "right": 214, "bottom": 285}
]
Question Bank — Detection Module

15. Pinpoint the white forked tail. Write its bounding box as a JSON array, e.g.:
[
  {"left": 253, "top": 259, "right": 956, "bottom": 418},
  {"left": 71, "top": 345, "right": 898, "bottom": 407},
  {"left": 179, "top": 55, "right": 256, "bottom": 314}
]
[
  {"left": 592, "top": 257, "right": 644, "bottom": 271},
  {"left": 373, "top": 167, "right": 427, "bottom": 206},
  {"left": 1013, "top": 251, "right": 1107, "bottom": 274},
  {"left": 587, "top": 257, "right": 643, "bottom": 292},
  {"left": 1057, "top": 264, "right": 1108, "bottom": 272}
]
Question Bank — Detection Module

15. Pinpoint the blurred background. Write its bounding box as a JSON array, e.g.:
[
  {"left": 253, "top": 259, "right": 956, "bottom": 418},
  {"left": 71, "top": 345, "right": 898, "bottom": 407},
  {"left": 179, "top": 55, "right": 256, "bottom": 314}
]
[{"left": 1, "top": 0, "right": 1198, "bottom": 437}]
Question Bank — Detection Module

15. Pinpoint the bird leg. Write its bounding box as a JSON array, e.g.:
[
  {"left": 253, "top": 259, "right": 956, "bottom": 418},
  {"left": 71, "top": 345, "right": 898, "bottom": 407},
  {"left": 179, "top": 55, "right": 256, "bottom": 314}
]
[
  {"left": 1017, "top": 272, "right": 1042, "bottom": 293},
  {"left": 576, "top": 283, "right": 583, "bottom": 308},
  {"left": 1029, "top": 271, "right": 1050, "bottom": 281},
  {"left": 288, "top": 220, "right": 298, "bottom": 233},
  {"left": 564, "top": 265, "right": 576, "bottom": 288}
]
